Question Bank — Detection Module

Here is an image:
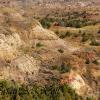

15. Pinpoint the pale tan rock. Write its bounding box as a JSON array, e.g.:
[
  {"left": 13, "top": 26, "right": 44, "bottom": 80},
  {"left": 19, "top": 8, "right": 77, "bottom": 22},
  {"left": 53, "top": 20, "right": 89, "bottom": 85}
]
[{"left": 0, "top": 33, "right": 22, "bottom": 60}]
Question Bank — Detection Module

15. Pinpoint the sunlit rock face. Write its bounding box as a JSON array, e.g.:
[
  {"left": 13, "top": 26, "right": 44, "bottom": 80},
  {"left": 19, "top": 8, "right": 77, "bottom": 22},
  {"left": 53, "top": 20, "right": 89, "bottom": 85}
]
[
  {"left": 61, "top": 71, "right": 92, "bottom": 95},
  {"left": 0, "top": 32, "right": 22, "bottom": 60},
  {"left": 11, "top": 55, "right": 40, "bottom": 76}
]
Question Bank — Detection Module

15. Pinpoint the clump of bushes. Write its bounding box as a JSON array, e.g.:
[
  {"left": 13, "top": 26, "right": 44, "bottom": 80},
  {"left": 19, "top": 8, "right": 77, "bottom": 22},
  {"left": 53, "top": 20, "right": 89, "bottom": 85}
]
[
  {"left": 50, "top": 62, "right": 71, "bottom": 73},
  {"left": 81, "top": 33, "right": 100, "bottom": 46},
  {"left": 40, "top": 16, "right": 100, "bottom": 29},
  {"left": 86, "top": 96, "right": 95, "bottom": 100},
  {"left": 40, "top": 17, "right": 53, "bottom": 28},
  {"left": 59, "top": 31, "right": 71, "bottom": 39},
  {"left": 55, "top": 31, "right": 71, "bottom": 39},
  {"left": 0, "top": 80, "right": 81, "bottom": 100}
]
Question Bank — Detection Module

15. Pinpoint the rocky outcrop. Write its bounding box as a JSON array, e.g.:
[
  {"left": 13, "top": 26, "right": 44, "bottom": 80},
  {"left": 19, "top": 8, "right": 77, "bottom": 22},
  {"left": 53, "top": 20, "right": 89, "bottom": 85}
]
[
  {"left": 0, "top": 55, "right": 40, "bottom": 83},
  {"left": 61, "top": 71, "right": 92, "bottom": 95},
  {"left": 0, "top": 31, "right": 22, "bottom": 60}
]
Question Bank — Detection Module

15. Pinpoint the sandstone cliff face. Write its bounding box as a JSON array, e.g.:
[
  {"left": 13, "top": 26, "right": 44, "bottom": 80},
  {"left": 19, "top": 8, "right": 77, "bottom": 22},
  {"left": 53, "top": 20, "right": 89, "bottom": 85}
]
[{"left": 0, "top": 30, "right": 22, "bottom": 60}]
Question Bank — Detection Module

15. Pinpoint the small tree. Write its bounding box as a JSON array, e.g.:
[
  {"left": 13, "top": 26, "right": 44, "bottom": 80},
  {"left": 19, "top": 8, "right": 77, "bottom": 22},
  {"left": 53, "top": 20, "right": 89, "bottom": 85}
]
[{"left": 58, "top": 49, "right": 64, "bottom": 53}]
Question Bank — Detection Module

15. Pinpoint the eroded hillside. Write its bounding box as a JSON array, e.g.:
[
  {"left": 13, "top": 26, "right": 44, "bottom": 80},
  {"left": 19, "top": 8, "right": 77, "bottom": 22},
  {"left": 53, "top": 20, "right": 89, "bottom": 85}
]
[
  {"left": 0, "top": 7, "right": 78, "bottom": 82},
  {"left": 0, "top": 6, "right": 99, "bottom": 100}
]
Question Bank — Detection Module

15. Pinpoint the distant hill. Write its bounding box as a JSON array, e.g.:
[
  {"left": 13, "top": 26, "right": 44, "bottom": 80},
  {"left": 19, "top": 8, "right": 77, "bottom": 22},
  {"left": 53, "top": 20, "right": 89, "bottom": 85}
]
[{"left": 0, "top": 0, "right": 98, "bottom": 6}]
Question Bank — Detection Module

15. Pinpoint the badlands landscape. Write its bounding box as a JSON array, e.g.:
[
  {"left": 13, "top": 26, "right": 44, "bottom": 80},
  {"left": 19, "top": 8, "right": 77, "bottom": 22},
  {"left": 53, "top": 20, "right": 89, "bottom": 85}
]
[{"left": 0, "top": 0, "right": 99, "bottom": 100}]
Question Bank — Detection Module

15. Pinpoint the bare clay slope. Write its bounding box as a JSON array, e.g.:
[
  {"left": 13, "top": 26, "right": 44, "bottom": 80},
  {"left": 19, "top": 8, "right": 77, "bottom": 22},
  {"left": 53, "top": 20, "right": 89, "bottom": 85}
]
[{"left": 0, "top": 7, "right": 78, "bottom": 83}]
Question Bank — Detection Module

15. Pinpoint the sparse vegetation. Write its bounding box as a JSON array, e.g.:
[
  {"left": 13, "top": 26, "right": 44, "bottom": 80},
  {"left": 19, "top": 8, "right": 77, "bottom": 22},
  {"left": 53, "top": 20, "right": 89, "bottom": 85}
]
[
  {"left": 85, "top": 59, "right": 90, "bottom": 64},
  {"left": 60, "top": 31, "right": 71, "bottom": 38},
  {"left": 92, "top": 60, "right": 99, "bottom": 65},
  {"left": 59, "top": 63, "right": 71, "bottom": 73},
  {"left": 90, "top": 39, "right": 100, "bottom": 46},
  {"left": 81, "top": 32, "right": 90, "bottom": 42},
  {"left": 0, "top": 1, "right": 100, "bottom": 100},
  {"left": 50, "top": 62, "right": 71, "bottom": 73},
  {"left": 20, "top": 46, "right": 30, "bottom": 54},
  {"left": 55, "top": 31, "right": 71, "bottom": 39},
  {"left": 86, "top": 97, "right": 94, "bottom": 100},
  {"left": 97, "top": 30, "right": 100, "bottom": 33}
]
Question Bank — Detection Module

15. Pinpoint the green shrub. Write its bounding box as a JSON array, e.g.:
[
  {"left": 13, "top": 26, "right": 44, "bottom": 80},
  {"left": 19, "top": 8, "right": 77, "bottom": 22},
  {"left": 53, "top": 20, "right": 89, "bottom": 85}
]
[
  {"left": 90, "top": 39, "right": 100, "bottom": 46},
  {"left": 58, "top": 49, "right": 64, "bottom": 53},
  {"left": 81, "top": 33, "right": 90, "bottom": 42},
  {"left": 40, "top": 18, "right": 51, "bottom": 28},
  {"left": 86, "top": 97, "right": 94, "bottom": 100},
  {"left": 55, "top": 31, "right": 59, "bottom": 35},
  {"left": 59, "top": 31, "right": 71, "bottom": 39},
  {"left": 59, "top": 32, "right": 67, "bottom": 39},
  {"left": 36, "top": 42, "right": 44, "bottom": 48},
  {"left": 59, "top": 63, "right": 71, "bottom": 73},
  {"left": 50, "top": 63, "right": 71, "bottom": 73},
  {"left": 85, "top": 59, "right": 90, "bottom": 64},
  {"left": 92, "top": 60, "right": 99, "bottom": 65},
  {"left": 65, "top": 31, "right": 71, "bottom": 37},
  {"left": 97, "top": 30, "right": 100, "bottom": 33}
]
